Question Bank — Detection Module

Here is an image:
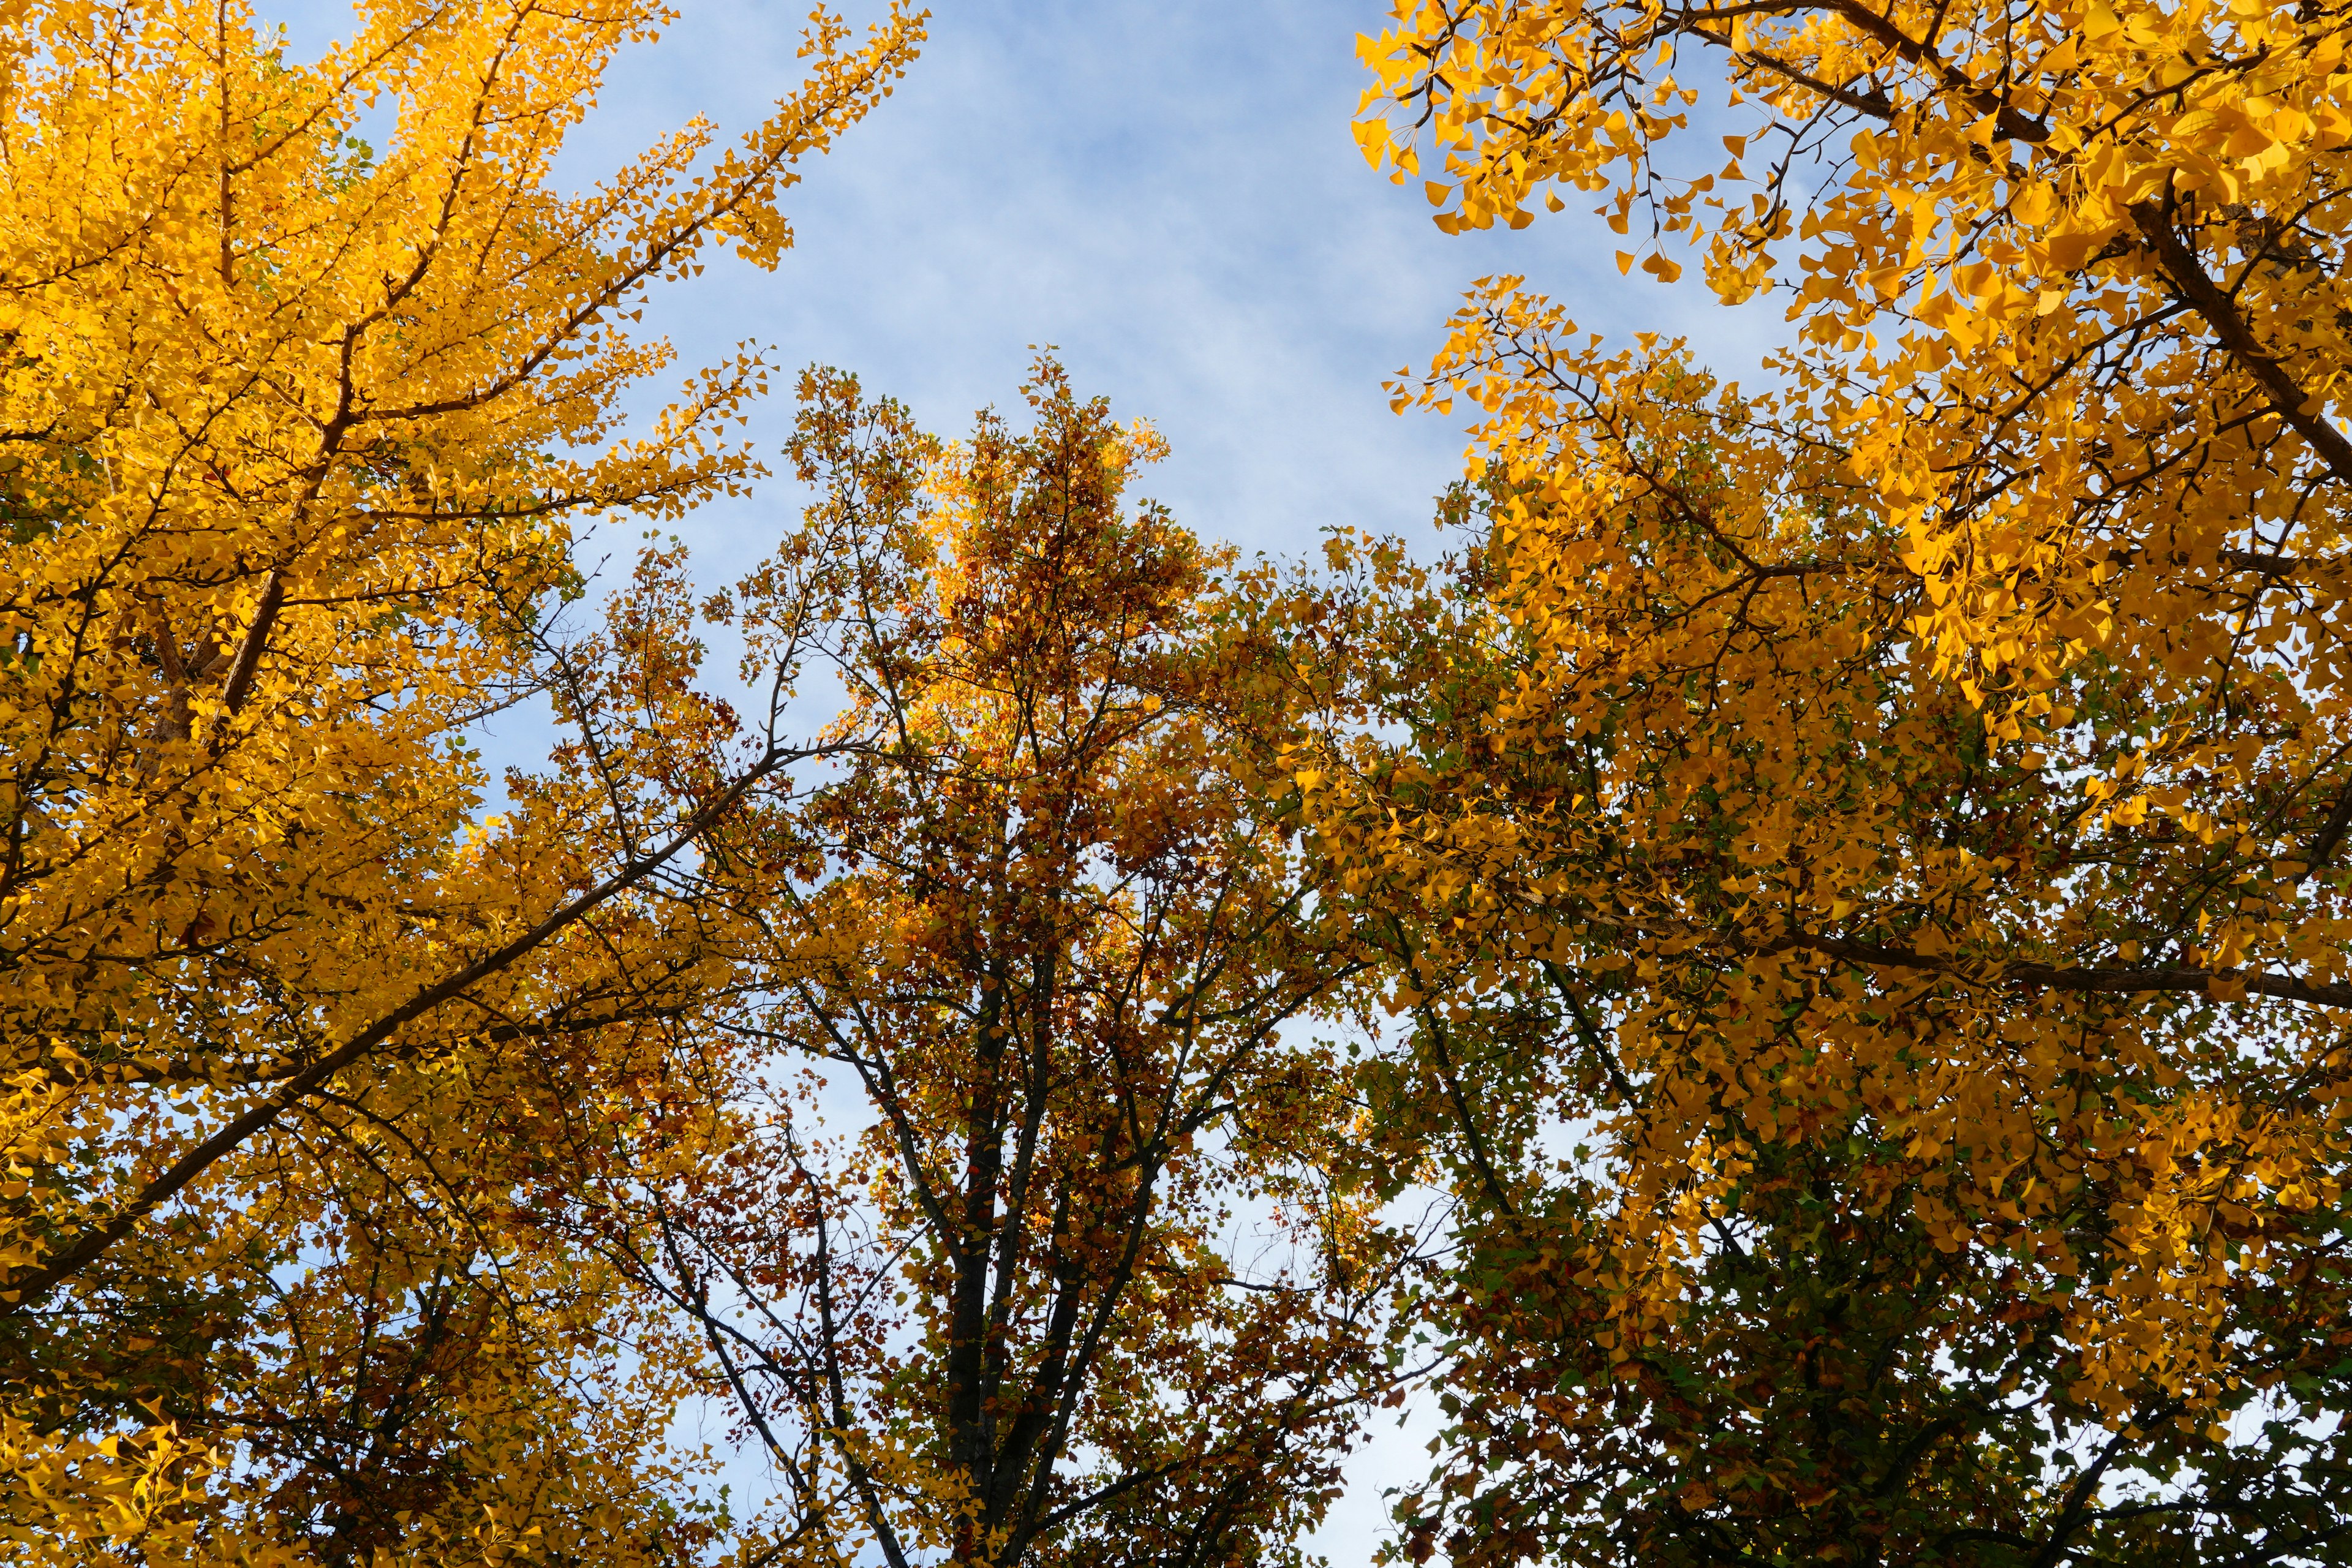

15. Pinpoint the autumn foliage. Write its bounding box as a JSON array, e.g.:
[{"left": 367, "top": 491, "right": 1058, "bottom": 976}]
[
  {"left": 562, "top": 366, "right": 1407, "bottom": 1568},
  {"left": 7, "top": 0, "right": 2352, "bottom": 1562},
  {"left": 1316, "top": 0, "right": 2352, "bottom": 1561},
  {"left": 0, "top": 0, "right": 919, "bottom": 1558}
]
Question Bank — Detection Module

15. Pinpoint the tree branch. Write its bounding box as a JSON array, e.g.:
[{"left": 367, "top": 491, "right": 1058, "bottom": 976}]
[
  {"left": 1769, "top": 932, "right": 2352, "bottom": 1009},
  {"left": 2132, "top": 200, "right": 2352, "bottom": 489},
  {"left": 2, "top": 736, "right": 807, "bottom": 1310}
]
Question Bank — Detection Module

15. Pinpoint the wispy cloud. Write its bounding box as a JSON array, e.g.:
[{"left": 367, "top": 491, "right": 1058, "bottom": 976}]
[{"left": 544, "top": 0, "right": 1785, "bottom": 575}]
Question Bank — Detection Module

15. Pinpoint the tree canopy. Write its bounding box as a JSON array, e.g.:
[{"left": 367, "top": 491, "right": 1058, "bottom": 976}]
[
  {"left": 0, "top": 0, "right": 918, "bottom": 1558},
  {"left": 8, "top": 0, "right": 2352, "bottom": 1563},
  {"left": 583, "top": 364, "right": 1407, "bottom": 1568},
  {"left": 1306, "top": 0, "right": 2352, "bottom": 1561}
]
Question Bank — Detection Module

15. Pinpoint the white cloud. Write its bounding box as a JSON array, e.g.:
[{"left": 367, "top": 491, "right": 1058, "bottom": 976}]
[{"left": 539, "top": 0, "right": 1787, "bottom": 576}]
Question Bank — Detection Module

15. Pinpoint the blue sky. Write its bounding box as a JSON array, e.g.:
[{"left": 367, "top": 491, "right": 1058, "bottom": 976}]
[
  {"left": 268, "top": 1, "right": 1790, "bottom": 1557},
  {"left": 520, "top": 0, "right": 1783, "bottom": 577},
  {"left": 273, "top": 0, "right": 1796, "bottom": 587}
]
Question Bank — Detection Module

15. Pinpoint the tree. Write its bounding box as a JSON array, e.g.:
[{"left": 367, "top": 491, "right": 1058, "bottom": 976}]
[
  {"left": 1300, "top": 0, "right": 2352, "bottom": 1561},
  {"left": 583, "top": 364, "right": 1411, "bottom": 1568},
  {"left": 0, "top": 0, "right": 921, "bottom": 1557}
]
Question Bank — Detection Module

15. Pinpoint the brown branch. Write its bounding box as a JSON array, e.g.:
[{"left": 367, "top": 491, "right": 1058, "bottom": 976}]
[
  {"left": 2298, "top": 785, "right": 2352, "bottom": 886},
  {"left": 217, "top": 305, "right": 380, "bottom": 719},
  {"left": 1422, "top": 1003, "right": 1518, "bottom": 1218},
  {"left": 2220, "top": 548, "right": 2313, "bottom": 576},
  {"left": 216, "top": 0, "right": 235, "bottom": 287},
  {"left": 1738, "top": 47, "right": 1896, "bottom": 119},
  {"left": 1821, "top": 0, "right": 2048, "bottom": 142},
  {"left": 216, "top": 567, "right": 283, "bottom": 715},
  {"left": 0, "top": 740, "right": 801, "bottom": 1311},
  {"left": 13, "top": 1001, "right": 696, "bottom": 1092},
  {"left": 1772, "top": 933, "right": 2352, "bottom": 1009},
  {"left": 2131, "top": 201, "right": 2352, "bottom": 490}
]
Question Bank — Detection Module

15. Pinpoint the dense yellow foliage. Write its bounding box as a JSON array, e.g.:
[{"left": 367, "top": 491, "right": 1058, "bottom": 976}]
[
  {"left": 1307, "top": 0, "right": 2352, "bottom": 1559},
  {"left": 0, "top": 0, "right": 918, "bottom": 1558}
]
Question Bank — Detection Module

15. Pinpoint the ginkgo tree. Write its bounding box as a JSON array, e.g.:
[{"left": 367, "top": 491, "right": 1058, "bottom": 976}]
[
  {"left": 0, "top": 0, "right": 920, "bottom": 1559},
  {"left": 1303, "top": 0, "right": 2352, "bottom": 1562}
]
